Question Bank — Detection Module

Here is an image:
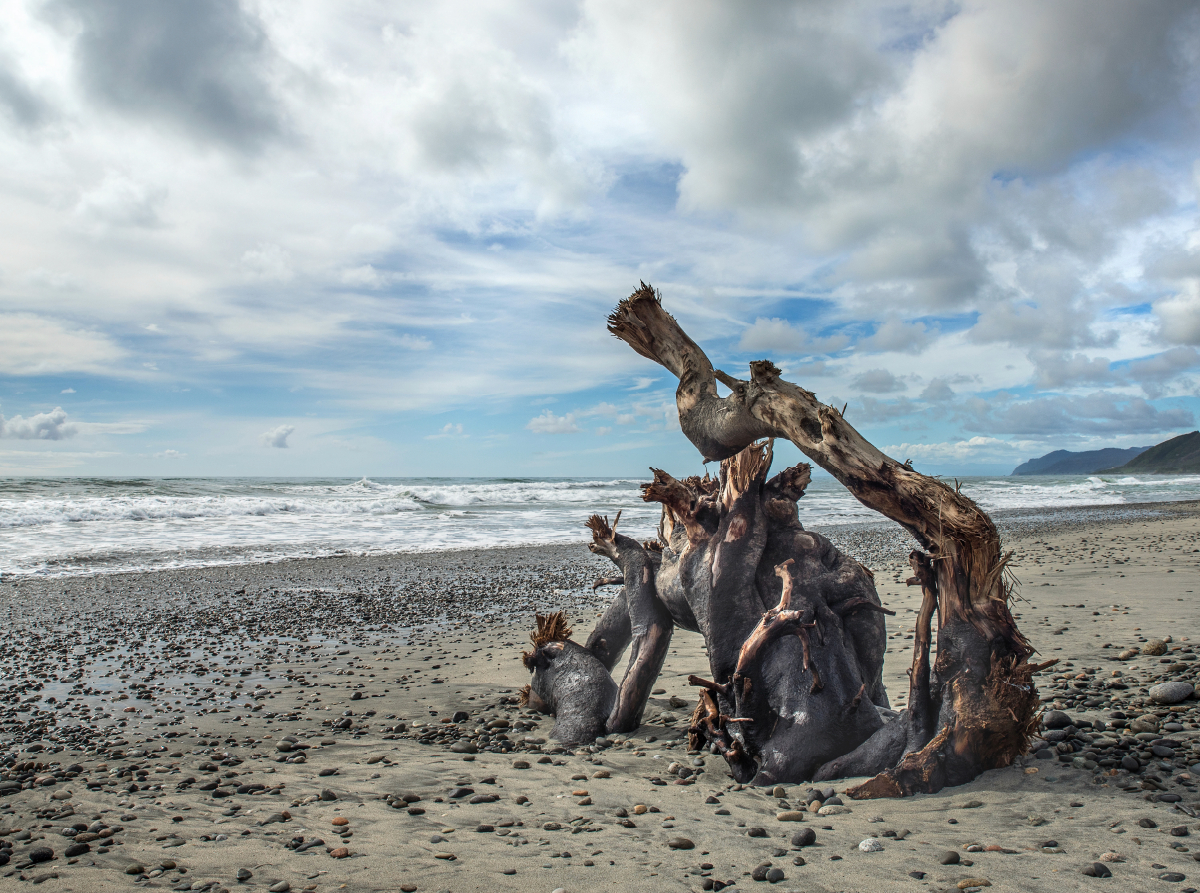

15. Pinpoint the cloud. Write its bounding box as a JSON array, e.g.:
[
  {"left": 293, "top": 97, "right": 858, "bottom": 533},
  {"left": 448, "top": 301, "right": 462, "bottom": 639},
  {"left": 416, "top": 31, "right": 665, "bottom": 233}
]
[
  {"left": 856, "top": 396, "right": 917, "bottom": 423},
  {"left": 242, "top": 243, "right": 293, "bottom": 282},
  {"left": 74, "top": 173, "right": 166, "bottom": 230},
  {"left": 425, "top": 422, "right": 466, "bottom": 439},
  {"left": 48, "top": 0, "right": 285, "bottom": 152},
  {"left": 852, "top": 368, "right": 904, "bottom": 394},
  {"left": 920, "top": 378, "right": 956, "bottom": 402},
  {"left": 399, "top": 334, "right": 432, "bottom": 351},
  {"left": 260, "top": 424, "right": 294, "bottom": 448},
  {"left": 0, "top": 406, "right": 76, "bottom": 440},
  {"left": 1028, "top": 350, "right": 1116, "bottom": 389},
  {"left": 885, "top": 436, "right": 1038, "bottom": 462},
  {"left": 0, "top": 315, "right": 125, "bottom": 376},
  {"left": 61, "top": 388, "right": 75, "bottom": 394},
  {"left": 738, "top": 318, "right": 848, "bottom": 355},
  {"left": 961, "top": 392, "right": 1193, "bottom": 436},
  {"left": 1125, "top": 346, "right": 1200, "bottom": 398},
  {"left": 526, "top": 410, "right": 580, "bottom": 434},
  {"left": 1155, "top": 280, "right": 1200, "bottom": 345},
  {"left": 154, "top": 449, "right": 185, "bottom": 459},
  {"left": 0, "top": 52, "right": 51, "bottom": 129},
  {"left": 860, "top": 318, "right": 934, "bottom": 354}
]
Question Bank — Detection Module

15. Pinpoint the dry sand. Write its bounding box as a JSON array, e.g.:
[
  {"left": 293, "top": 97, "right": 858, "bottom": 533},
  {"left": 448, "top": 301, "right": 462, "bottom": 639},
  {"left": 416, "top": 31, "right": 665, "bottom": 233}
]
[{"left": 2, "top": 502, "right": 1200, "bottom": 892}]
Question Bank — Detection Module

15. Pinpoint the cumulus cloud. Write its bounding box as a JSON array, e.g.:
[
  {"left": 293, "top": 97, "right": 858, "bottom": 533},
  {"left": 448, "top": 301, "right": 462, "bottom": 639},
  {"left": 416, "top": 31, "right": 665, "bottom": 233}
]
[
  {"left": 260, "top": 424, "right": 294, "bottom": 448},
  {"left": 154, "top": 448, "right": 185, "bottom": 459},
  {"left": 1028, "top": 350, "right": 1116, "bottom": 389},
  {"left": 526, "top": 410, "right": 579, "bottom": 434},
  {"left": 0, "top": 406, "right": 76, "bottom": 440},
  {"left": 737, "top": 318, "right": 848, "bottom": 355},
  {"left": 47, "top": 0, "right": 285, "bottom": 152},
  {"left": 1155, "top": 281, "right": 1200, "bottom": 345},
  {"left": 860, "top": 318, "right": 934, "bottom": 354},
  {"left": 920, "top": 378, "right": 956, "bottom": 402},
  {"left": 852, "top": 368, "right": 904, "bottom": 394}
]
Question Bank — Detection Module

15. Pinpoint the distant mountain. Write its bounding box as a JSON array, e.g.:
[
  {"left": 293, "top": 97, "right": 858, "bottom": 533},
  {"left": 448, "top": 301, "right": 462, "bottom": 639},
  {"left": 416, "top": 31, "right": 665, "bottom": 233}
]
[
  {"left": 1011, "top": 446, "right": 1149, "bottom": 476},
  {"left": 1099, "top": 431, "right": 1200, "bottom": 474}
]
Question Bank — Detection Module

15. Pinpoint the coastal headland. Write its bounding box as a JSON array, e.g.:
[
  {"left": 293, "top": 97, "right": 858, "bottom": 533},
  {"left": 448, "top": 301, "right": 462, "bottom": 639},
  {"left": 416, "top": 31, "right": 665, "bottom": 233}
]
[{"left": 1, "top": 501, "right": 1199, "bottom": 892}]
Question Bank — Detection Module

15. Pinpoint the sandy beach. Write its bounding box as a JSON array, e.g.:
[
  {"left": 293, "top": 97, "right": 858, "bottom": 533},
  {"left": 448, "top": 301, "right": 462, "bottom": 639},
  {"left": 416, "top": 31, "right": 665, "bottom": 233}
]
[{"left": 2, "top": 501, "right": 1200, "bottom": 893}]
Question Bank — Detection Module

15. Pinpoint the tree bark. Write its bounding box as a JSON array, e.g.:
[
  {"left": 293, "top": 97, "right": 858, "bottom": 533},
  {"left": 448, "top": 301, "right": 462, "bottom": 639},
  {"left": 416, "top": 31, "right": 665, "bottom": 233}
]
[{"left": 599, "top": 284, "right": 1052, "bottom": 796}]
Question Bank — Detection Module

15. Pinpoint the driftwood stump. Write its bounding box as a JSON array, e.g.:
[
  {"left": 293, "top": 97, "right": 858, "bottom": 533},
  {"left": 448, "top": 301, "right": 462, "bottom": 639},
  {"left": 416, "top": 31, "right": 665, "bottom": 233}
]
[{"left": 521, "top": 284, "right": 1052, "bottom": 797}]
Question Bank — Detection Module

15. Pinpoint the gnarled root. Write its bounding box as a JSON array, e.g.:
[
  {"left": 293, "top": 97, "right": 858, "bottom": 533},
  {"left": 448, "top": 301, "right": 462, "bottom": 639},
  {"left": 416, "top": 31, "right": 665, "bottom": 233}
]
[{"left": 687, "top": 687, "right": 756, "bottom": 783}]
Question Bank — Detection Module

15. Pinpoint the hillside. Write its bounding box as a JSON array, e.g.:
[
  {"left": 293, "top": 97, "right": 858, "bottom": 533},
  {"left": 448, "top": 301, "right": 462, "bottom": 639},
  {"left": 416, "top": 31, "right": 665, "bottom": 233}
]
[
  {"left": 1100, "top": 431, "right": 1200, "bottom": 474},
  {"left": 1011, "top": 446, "right": 1149, "bottom": 476}
]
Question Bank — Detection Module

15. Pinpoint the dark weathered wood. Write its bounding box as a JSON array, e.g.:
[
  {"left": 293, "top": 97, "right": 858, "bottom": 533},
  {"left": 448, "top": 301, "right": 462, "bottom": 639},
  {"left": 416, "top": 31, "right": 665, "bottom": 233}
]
[{"left": 603, "top": 284, "right": 1048, "bottom": 796}]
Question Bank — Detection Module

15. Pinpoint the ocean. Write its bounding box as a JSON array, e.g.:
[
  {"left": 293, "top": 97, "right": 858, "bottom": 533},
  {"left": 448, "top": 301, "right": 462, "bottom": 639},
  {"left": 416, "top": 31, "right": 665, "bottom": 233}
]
[{"left": 1, "top": 472, "right": 1199, "bottom": 579}]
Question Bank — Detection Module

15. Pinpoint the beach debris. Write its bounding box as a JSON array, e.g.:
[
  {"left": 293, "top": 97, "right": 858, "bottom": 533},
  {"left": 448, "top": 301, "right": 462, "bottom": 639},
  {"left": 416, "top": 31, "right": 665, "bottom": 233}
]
[{"left": 515, "top": 284, "right": 1052, "bottom": 796}]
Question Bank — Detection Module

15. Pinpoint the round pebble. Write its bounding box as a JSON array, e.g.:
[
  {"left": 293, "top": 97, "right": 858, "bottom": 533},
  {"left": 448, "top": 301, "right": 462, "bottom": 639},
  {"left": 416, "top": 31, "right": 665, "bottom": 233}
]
[
  {"left": 859, "top": 838, "right": 883, "bottom": 852},
  {"left": 940, "top": 851, "right": 960, "bottom": 865},
  {"left": 269, "top": 883, "right": 291, "bottom": 893},
  {"left": 1150, "top": 682, "right": 1194, "bottom": 705},
  {"left": 667, "top": 837, "right": 694, "bottom": 850},
  {"left": 791, "top": 828, "right": 815, "bottom": 847}
]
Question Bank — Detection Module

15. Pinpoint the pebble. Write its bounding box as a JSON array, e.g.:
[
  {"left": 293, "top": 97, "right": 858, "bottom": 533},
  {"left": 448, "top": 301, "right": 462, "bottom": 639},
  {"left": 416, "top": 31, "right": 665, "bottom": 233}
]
[
  {"left": 331, "top": 817, "right": 349, "bottom": 827},
  {"left": 330, "top": 847, "right": 350, "bottom": 859},
  {"left": 776, "top": 811, "right": 806, "bottom": 822},
  {"left": 29, "top": 847, "right": 54, "bottom": 863},
  {"left": 940, "top": 851, "right": 960, "bottom": 865},
  {"left": 1150, "top": 682, "right": 1194, "bottom": 704},
  {"left": 790, "top": 828, "right": 815, "bottom": 847},
  {"left": 125, "top": 863, "right": 145, "bottom": 875},
  {"left": 237, "top": 868, "right": 253, "bottom": 881},
  {"left": 1143, "top": 639, "right": 1169, "bottom": 655},
  {"left": 667, "top": 837, "right": 694, "bottom": 850},
  {"left": 858, "top": 838, "right": 883, "bottom": 852},
  {"left": 957, "top": 880, "right": 990, "bottom": 890},
  {"left": 818, "top": 805, "right": 851, "bottom": 816},
  {"left": 1160, "top": 872, "right": 1187, "bottom": 882},
  {"left": 269, "top": 883, "right": 291, "bottom": 893},
  {"left": 1082, "top": 862, "right": 1112, "bottom": 878}
]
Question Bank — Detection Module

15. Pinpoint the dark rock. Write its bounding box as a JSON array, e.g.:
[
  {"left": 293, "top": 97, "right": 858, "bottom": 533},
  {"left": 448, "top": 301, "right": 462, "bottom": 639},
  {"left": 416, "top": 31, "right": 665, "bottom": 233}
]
[
  {"left": 1043, "top": 711, "right": 1073, "bottom": 730},
  {"left": 790, "top": 828, "right": 815, "bottom": 847},
  {"left": 29, "top": 847, "right": 54, "bottom": 864},
  {"left": 747, "top": 827, "right": 768, "bottom": 838},
  {"left": 765, "top": 867, "right": 785, "bottom": 882},
  {"left": 939, "top": 851, "right": 960, "bottom": 865},
  {"left": 1159, "top": 871, "right": 1187, "bottom": 883},
  {"left": 1140, "top": 818, "right": 1158, "bottom": 828},
  {"left": 63, "top": 843, "right": 89, "bottom": 858},
  {"left": 1082, "top": 862, "right": 1112, "bottom": 878},
  {"left": 667, "top": 837, "right": 694, "bottom": 850}
]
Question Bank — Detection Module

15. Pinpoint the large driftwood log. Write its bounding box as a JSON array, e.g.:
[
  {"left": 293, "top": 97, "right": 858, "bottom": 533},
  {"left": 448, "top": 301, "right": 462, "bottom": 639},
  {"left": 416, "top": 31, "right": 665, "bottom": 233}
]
[
  {"left": 520, "top": 284, "right": 1050, "bottom": 796},
  {"left": 607, "top": 284, "right": 1052, "bottom": 796}
]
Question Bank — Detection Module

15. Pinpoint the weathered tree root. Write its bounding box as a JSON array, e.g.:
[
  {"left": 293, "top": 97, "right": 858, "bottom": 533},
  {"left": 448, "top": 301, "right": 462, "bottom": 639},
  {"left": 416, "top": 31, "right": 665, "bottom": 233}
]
[
  {"left": 518, "top": 284, "right": 1048, "bottom": 795},
  {"left": 604, "top": 283, "right": 1047, "bottom": 796}
]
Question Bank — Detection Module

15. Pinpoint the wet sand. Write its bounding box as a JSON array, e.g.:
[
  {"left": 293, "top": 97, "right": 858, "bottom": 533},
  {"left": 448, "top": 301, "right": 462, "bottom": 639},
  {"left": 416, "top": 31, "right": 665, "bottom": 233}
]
[{"left": 2, "top": 501, "right": 1200, "bottom": 892}]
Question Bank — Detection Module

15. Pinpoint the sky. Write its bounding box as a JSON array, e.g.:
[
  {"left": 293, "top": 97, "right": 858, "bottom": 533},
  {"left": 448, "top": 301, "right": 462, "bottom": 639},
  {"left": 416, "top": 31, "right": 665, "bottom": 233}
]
[{"left": 1, "top": 0, "right": 1199, "bottom": 478}]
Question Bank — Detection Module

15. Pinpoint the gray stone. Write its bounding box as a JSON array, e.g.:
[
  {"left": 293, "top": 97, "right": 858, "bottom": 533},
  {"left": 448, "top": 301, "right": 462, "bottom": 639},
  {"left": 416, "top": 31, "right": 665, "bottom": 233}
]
[
  {"left": 1149, "top": 682, "right": 1193, "bottom": 705},
  {"left": 940, "top": 851, "right": 960, "bottom": 865}
]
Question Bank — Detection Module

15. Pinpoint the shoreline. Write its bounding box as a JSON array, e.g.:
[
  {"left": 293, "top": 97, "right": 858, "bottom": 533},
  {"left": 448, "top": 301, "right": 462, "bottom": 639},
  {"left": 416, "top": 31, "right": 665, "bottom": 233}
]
[{"left": 3, "top": 497, "right": 1198, "bottom": 588}]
